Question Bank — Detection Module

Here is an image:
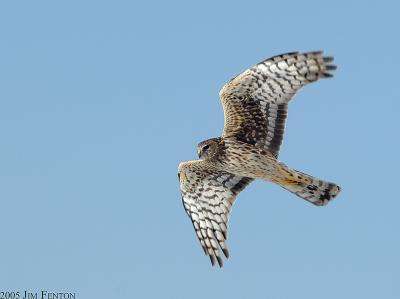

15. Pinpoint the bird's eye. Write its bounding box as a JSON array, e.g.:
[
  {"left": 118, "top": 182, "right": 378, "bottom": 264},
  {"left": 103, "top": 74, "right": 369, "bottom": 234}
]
[{"left": 198, "top": 144, "right": 211, "bottom": 159}]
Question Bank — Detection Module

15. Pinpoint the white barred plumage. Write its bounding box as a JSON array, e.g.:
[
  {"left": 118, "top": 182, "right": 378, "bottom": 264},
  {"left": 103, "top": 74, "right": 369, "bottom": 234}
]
[{"left": 178, "top": 51, "right": 341, "bottom": 267}]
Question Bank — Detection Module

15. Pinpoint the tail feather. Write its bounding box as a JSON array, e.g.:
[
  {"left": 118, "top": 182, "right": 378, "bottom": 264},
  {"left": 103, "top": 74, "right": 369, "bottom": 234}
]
[{"left": 279, "top": 169, "right": 341, "bottom": 206}]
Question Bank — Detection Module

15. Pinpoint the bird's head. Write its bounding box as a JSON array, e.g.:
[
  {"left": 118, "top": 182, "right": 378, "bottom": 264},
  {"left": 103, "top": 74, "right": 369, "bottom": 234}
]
[{"left": 197, "top": 137, "right": 221, "bottom": 160}]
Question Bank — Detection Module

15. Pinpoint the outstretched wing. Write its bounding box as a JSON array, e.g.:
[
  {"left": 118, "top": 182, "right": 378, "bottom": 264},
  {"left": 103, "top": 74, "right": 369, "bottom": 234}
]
[
  {"left": 220, "top": 51, "right": 336, "bottom": 157},
  {"left": 178, "top": 160, "right": 253, "bottom": 267}
]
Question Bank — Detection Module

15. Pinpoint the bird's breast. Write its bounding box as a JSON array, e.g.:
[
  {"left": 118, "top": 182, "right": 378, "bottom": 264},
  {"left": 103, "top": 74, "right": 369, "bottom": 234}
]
[{"left": 214, "top": 139, "right": 280, "bottom": 180}]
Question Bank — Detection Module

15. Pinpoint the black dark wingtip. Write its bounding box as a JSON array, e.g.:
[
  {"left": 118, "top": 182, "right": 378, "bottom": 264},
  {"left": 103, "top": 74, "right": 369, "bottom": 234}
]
[
  {"left": 209, "top": 255, "right": 216, "bottom": 266},
  {"left": 323, "top": 56, "right": 335, "bottom": 62},
  {"left": 216, "top": 256, "right": 223, "bottom": 268},
  {"left": 325, "top": 65, "right": 337, "bottom": 71},
  {"left": 321, "top": 72, "right": 334, "bottom": 78},
  {"left": 222, "top": 248, "right": 229, "bottom": 258},
  {"left": 336, "top": 185, "right": 342, "bottom": 194}
]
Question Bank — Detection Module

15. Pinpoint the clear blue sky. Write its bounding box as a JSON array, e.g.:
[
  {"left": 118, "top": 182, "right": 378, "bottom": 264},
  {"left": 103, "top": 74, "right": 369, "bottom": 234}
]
[{"left": 1, "top": 1, "right": 399, "bottom": 298}]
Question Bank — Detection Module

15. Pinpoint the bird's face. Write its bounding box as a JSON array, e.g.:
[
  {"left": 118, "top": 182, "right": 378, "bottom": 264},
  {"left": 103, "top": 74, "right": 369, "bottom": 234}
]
[{"left": 197, "top": 138, "right": 220, "bottom": 160}]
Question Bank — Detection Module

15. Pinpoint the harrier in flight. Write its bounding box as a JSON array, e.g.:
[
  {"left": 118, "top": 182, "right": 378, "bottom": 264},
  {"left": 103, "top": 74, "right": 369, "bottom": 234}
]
[{"left": 178, "top": 51, "right": 341, "bottom": 267}]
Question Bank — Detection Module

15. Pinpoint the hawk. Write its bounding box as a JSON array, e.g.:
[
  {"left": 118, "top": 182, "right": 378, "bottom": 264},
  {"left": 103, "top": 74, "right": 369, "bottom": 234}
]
[{"left": 178, "top": 51, "right": 341, "bottom": 267}]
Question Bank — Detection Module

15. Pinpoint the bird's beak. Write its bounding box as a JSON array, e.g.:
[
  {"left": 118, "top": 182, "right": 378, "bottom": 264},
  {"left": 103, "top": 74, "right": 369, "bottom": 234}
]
[{"left": 197, "top": 148, "right": 202, "bottom": 159}]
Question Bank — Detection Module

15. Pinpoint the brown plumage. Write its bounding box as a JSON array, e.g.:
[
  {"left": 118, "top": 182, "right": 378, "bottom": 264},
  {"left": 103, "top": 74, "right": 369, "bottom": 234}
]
[{"left": 178, "top": 51, "right": 341, "bottom": 267}]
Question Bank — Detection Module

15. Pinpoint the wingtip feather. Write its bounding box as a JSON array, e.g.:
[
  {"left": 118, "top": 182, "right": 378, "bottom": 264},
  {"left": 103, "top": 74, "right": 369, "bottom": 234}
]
[
  {"left": 209, "top": 255, "right": 216, "bottom": 266},
  {"left": 323, "top": 56, "right": 335, "bottom": 62},
  {"left": 222, "top": 248, "right": 229, "bottom": 258},
  {"left": 325, "top": 65, "right": 337, "bottom": 71}
]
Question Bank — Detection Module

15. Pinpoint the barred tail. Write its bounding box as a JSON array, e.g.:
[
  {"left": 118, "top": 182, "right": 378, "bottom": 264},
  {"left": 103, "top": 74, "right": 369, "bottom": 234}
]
[{"left": 278, "top": 169, "right": 341, "bottom": 206}]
